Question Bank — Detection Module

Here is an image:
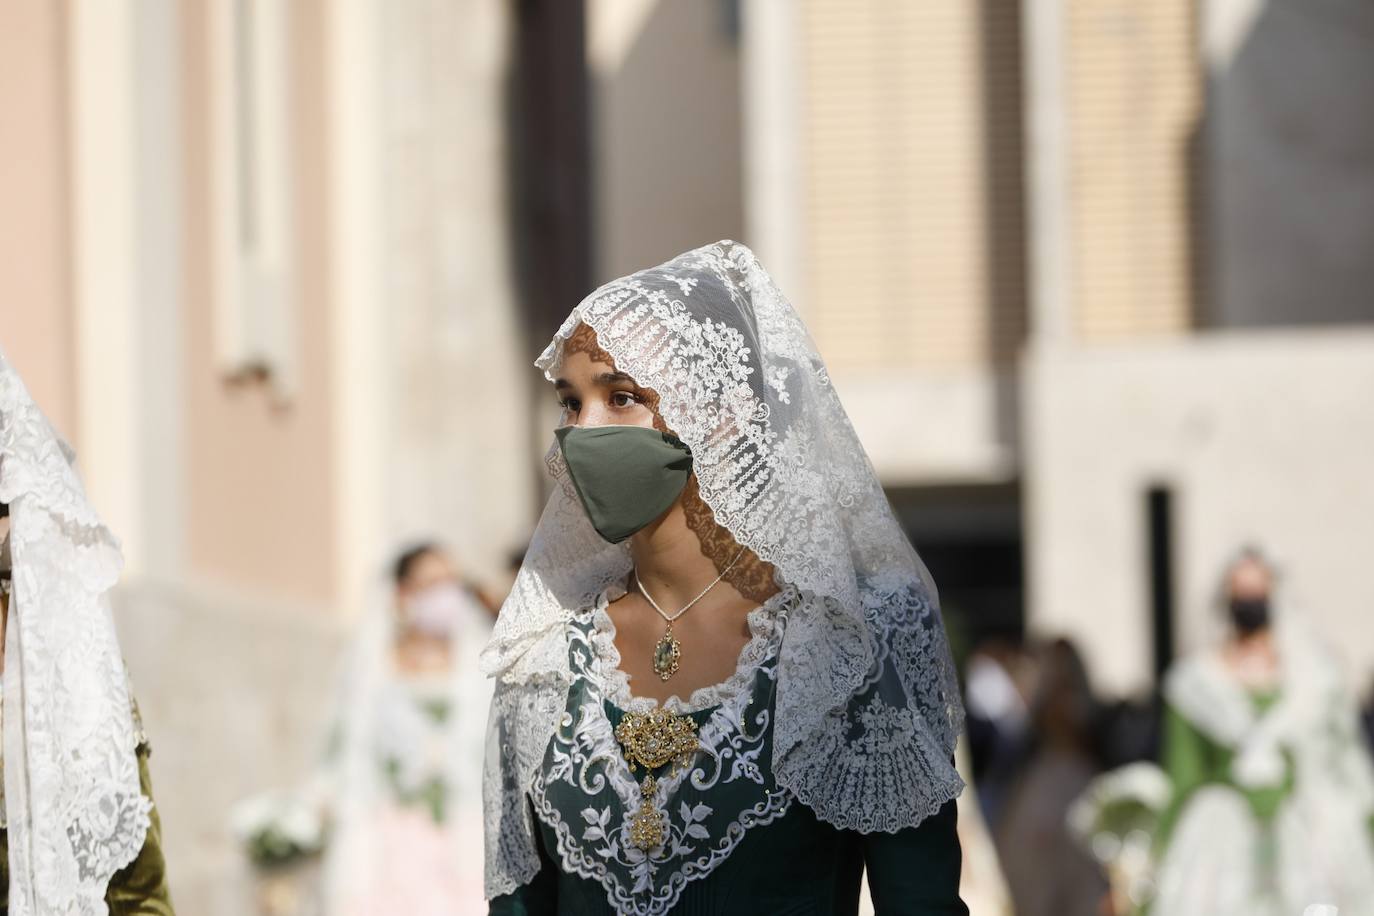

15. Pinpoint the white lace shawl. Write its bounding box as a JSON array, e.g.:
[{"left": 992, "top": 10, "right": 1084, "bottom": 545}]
[
  {"left": 481, "top": 240, "right": 965, "bottom": 899},
  {"left": 0, "top": 347, "right": 150, "bottom": 915}
]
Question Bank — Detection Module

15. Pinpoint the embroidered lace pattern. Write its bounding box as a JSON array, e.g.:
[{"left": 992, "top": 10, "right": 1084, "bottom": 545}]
[
  {"left": 0, "top": 348, "right": 150, "bottom": 915},
  {"left": 530, "top": 605, "right": 790, "bottom": 914}
]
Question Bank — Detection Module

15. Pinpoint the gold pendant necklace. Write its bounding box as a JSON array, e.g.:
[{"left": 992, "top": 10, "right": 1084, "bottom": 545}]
[
  {"left": 636, "top": 548, "right": 746, "bottom": 682},
  {"left": 615, "top": 709, "right": 701, "bottom": 849},
  {"left": 651, "top": 625, "right": 682, "bottom": 681}
]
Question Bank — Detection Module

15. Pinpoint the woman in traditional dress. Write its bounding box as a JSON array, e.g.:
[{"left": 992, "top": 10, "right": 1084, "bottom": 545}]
[
  {"left": 0, "top": 346, "right": 173, "bottom": 914},
  {"left": 1146, "top": 548, "right": 1374, "bottom": 916},
  {"left": 315, "top": 543, "right": 493, "bottom": 914},
  {"left": 483, "top": 241, "right": 968, "bottom": 915}
]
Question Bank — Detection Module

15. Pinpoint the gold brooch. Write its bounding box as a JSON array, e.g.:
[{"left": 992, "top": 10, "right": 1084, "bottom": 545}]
[
  {"left": 614, "top": 710, "right": 700, "bottom": 850},
  {"left": 614, "top": 709, "right": 700, "bottom": 773}
]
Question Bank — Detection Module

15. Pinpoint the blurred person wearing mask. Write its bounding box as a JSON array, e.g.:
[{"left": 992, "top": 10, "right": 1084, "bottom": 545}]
[
  {"left": 0, "top": 349, "right": 173, "bottom": 913},
  {"left": 1145, "top": 548, "right": 1374, "bottom": 916},
  {"left": 996, "top": 638, "right": 1110, "bottom": 916},
  {"left": 236, "top": 543, "right": 494, "bottom": 914},
  {"left": 322, "top": 543, "right": 493, "bottom": 915}
]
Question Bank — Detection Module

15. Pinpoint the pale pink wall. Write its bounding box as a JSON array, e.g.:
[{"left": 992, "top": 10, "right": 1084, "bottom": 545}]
[
  {"left": 180, "top": 0, "right": 338, "bottom": 607},
  {"left": 0, "top": 0, "right": 78, "bottom": 437}
]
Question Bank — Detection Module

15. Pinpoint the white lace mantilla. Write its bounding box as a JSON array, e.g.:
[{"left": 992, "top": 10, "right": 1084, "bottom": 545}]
[
  {"left": 0, "top": 347, "right": 150, "bottom": 915},
  {"left": 482, "top": 241, "right": 965, "bottom": 899}
]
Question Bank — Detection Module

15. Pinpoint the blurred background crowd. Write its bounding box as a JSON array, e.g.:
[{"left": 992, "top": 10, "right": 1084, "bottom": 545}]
[{"left": 2, "top": 0, "right": 1373, "bottom": 913}]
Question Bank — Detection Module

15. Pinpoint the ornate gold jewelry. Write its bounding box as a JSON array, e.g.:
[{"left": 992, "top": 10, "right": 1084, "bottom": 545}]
[
  {"left": 635, "top": 547, "right": 746, "bottom": 682},
  {"left": 614, "top": 709, "right": 700, "bottom": 772},
  {"left": 628, "top": 775, "right": 666, "bottom": 850},
  {"left": 652, "top": 626, "right": 682, "bottom": 680},
  {"left": 615, "top": 709, "right": 700, "bottom": 850}
]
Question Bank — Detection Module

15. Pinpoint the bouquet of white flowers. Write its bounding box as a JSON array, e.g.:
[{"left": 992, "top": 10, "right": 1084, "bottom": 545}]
[
  {"left": 1068, "top": 762, "right": 1173, "bottom": 914},
  {"left": 231, "top": 791, "right": 328, "bottom": 868}
]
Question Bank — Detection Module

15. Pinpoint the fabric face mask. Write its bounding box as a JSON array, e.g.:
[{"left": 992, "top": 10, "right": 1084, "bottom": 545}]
[
  {"left": 1229, "top": 596, "right": 1271, "bottom": 635},
  {"left": 402, "top": 581, "right": 469, "bottom": 638},
  {"left": 555, "top": 425, "right": 693, "bottom": 544}
]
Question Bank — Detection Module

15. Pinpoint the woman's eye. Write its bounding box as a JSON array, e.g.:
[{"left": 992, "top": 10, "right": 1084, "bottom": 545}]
[
  {"left": 611, "top": 392, "right": 640, "bottom": 408},
  {"left": 558, "top": 397, "right": 581, "bottom": 412}
]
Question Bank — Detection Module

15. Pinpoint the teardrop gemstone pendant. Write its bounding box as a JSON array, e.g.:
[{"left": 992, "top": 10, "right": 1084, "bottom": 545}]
[{"left": 652, "top": 625, "right": 682, "bottom": 681}]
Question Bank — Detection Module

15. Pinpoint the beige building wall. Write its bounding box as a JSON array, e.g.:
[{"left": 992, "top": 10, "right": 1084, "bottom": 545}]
[
  {"left": 0, "top": 1, "right": 77, "bottom": 436},
  {"left": 1, "top": 1, "right": 523, "bottom": 908},
  {"left": 377, "top": 0, "right": 533, "bottom": 580},
  {"left": 804, "top": 2, "right": 992, "bottom": 372},
  {"left": 589, "top": 0, "right": 745, "bottom": 282},
  {"left": 802, "top": 0, "right": 1027, "bottom": 373},
  {"left": 779, "top": 0, "right": 1026, "bottom": 483},
  {"left": 180, "top": 0, "right": 339, "bottom": 608},
  {"left": 135, "top": 2, "right": 524, "bottom": 909},
  {"left": 1023, "top": 0, "right": 1374, "bottom": 703},
  {"left": 1066, "top": 0, "right": 1201, "bottom": 340},
  {"left": 1024, "top": 330, "right": 1374, "bottom": 696}
]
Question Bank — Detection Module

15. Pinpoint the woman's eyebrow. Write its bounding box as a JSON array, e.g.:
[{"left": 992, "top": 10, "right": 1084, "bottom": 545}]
[{"left": 553, "top": 371, "right": 637, "bottom": 390}]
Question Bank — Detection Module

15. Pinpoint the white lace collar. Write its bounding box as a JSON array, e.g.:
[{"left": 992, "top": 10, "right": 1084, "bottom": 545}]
[{"left": 582, "top": 583, "right": 791, "bottom": 715}]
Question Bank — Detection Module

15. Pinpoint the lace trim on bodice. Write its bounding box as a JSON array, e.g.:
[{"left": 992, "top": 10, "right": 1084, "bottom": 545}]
[
  {"left": 585, "top": 583, "right": 792, "bottom": 715},
  {"left": 528, "top": 602, "right": 793, "bottom": 915}
]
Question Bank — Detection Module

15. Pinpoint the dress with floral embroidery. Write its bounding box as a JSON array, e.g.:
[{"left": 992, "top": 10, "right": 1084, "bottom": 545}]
[{"left": 488, "top": 587, "right": 966, "bottom": 916}]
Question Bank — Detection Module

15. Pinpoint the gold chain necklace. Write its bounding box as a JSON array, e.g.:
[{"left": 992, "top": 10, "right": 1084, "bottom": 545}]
[{"left": 635, "top": 547, "right": 746, "bottom": 682}]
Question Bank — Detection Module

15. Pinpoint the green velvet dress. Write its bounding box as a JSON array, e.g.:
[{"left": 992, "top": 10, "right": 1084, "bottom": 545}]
[
  {"left": 1156, "top": 691, "right": 1294, "bottom": 847},
  {"left": 492, "top": 793, "right": 964, "bottom": 916},
  {"left": 0, "top": 704, "right": 173, "bottom": 915},
  {"left": 0, "top": 589, "right": 173, "bottom": 915},
  {"left": 489, "top": 606, "right": 966, "bottom": 916}
]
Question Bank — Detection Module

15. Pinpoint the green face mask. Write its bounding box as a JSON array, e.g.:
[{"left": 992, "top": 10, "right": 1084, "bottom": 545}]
[{"left": 555, "top": 425, "right": 694, "bottom": 544}]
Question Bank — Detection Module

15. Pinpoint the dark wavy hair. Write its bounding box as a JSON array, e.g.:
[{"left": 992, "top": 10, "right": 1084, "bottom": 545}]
[{"left": 392, "top": 542, "right": 441, "bottom": 588}]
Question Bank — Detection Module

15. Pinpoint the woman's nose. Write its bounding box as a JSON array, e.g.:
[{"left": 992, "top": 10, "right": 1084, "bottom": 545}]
[{"left": 577, "top": 403, "right": 613, "bottom": 428}]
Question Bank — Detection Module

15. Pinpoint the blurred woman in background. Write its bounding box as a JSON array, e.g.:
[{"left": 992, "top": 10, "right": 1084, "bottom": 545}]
[
  {"left": 0, "top": 347, "right": 173, "bottom": 913},
  {"left": 1148, "top": 548, "right": 1374, "bottom": 916},
  {"left": 996, "top": 638, "right": 1109, "bottom": 916},
  {"left": 237, "top": 542, "right": 492, "bottom": 915},
  {"left": 321, "top": 543, "right": 493, "bottom": 915}
]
